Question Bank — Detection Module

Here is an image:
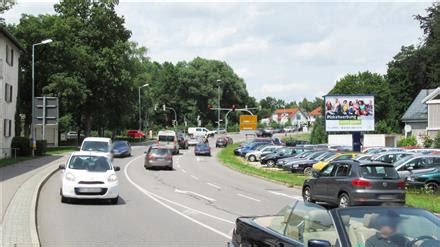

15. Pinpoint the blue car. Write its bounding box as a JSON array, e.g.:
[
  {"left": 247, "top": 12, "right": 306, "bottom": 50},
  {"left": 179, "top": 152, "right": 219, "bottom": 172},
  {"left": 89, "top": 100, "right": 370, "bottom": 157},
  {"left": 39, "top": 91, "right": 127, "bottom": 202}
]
[
  {"left": 194, "top": 143, "right": 211, "bottom": 156},
  {"left": 112, "top": 141, "right": 132, "bottom": 157}
]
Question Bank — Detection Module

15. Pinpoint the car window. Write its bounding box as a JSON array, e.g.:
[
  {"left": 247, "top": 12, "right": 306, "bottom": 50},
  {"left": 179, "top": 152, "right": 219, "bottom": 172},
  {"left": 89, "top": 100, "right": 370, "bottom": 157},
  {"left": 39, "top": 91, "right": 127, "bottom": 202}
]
[
  {"left": 82, "top": 141, "right": 109, "bottom": 152},
  {"left": 360, "top": 165, "right": 399, "bottom": 179},
  {"left": 158, "top": 135, "right": 175, "bottom": 142},
  {"left": 335, "top": 164, "right": 350, "bottom": 177},
  {"left": 334, "top": 154, "right": 352, "bottom": 161},
  {"left": 320, "top": 163, "right": 337, "bottom": 177},
  {"left": 149, "top": 148, "right": 170, "bottom": 155},
  {"left": 434, "top": 157, "right": 440, "bottom": 165},
  {"left": 68, "top": 156, "right": 111, "bottom": 171}
]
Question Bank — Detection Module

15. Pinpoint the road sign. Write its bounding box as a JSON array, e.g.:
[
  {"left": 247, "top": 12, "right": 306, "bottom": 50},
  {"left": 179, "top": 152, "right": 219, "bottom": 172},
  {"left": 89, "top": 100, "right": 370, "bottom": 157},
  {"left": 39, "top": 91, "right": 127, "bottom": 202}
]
[
  {"left": 240, "top": 115, "right": 257, "bottom": 132},
  {"left": 34, "top": 97, "right": 59, "bottom": 125}
]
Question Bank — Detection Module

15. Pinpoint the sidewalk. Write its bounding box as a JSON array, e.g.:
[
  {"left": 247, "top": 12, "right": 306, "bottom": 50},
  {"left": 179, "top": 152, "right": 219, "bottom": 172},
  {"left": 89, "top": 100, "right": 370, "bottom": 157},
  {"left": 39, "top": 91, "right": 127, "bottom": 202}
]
[{"left": 1, "top": 155, "right": 68, "bottom": 247}]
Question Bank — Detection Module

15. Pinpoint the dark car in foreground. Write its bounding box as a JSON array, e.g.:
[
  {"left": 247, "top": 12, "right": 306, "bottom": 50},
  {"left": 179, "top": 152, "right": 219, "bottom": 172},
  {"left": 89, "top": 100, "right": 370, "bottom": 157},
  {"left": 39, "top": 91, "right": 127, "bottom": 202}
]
[
  {"left": 111, "top": 141, "right": 132, "bottom": 157},
  {"left": 144, "top": 145, "right": 173, "bottom": 170},
  {"left": 290, "top": 151, "right": 336, "bottom": 174},
  {"left": 303, "top": 160, "right": 405, "bottom": 208},
  {"left": 229, "top": 201, "right": 440, "bottom": 247},
  {"left": 215, "top": 137, "right": 228, "bottom": 148},
  {"left": 406, "top": 168, "right": 440, "bottom": 193},
  {"left": 195, "top": 143, "right": 211, "bottom": 156}
]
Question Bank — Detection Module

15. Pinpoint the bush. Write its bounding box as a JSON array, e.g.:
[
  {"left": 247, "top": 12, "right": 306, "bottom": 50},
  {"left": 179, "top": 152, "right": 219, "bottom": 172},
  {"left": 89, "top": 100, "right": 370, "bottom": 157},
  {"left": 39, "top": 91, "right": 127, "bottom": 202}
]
[
  {"left": 422, "top": 135, "right": 433, "bottom": 148},
  {"left": 35, "top": 140, "right": 47, "bottom": 156},
  {"left": 434, "top": 131, "right": 440, "bottom": 148},
  {"left": 11, "top": 137, "right": 32, "bottom": 156},
  {"left": 310, "top": 116, "right": 327, "bottom": 144},
  {"left": 397, "top": 135, "right": 418, "bottom": 147}
]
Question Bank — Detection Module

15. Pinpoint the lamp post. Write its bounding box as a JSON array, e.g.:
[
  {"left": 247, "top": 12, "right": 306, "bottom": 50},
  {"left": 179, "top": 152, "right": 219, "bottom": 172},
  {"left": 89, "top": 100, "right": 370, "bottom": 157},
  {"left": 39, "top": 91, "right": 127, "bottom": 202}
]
[
  {"left": 138, "top": 83, "right": 149, "bottom": 130},
  {"left": 216, "top": 79, "right": 222, "bottom": 132},
  {"left": 31, "top": 39, "right": 52, "bottom": 157}
]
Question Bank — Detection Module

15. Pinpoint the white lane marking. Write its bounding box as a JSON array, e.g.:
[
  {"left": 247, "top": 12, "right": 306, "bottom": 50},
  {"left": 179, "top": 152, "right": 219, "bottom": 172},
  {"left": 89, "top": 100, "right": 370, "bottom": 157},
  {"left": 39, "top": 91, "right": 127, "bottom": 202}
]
[
  {"left": 175, "top": 189, "right": 216, "bottom": 202},
  {"left": 181, "top": 169, "right": 187, "bottom": 173},
  {"left": 237, "top": 193, "right": 261, "bottom": 202},
  {"left": 124, "top": 156, "right": 233, "bottom": 238},
  {"left": 206, "top": 183, "right": 221, "bottom": 190},
  {"left": 268, "top": 191, "right": 303, "bottom": 201},
  {"left": 190, "top": 175, "right": 199, "bottom": 180}
]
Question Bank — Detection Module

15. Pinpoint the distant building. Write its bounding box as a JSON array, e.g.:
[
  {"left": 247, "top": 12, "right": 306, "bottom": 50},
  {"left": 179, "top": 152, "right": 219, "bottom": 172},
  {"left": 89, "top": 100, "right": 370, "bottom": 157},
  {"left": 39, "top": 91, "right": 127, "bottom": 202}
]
[
  {"left": 308, "top": 107, "right": 322, "bottom": 123},
  {"left": 0, "top": 26, "right": 23, "bottom": 158},
  {"left": 402, "top": 88, "right": 440, "bottom": 145},
  {"left": 271, "top": 108, "right": 308, "bottom": 126}
]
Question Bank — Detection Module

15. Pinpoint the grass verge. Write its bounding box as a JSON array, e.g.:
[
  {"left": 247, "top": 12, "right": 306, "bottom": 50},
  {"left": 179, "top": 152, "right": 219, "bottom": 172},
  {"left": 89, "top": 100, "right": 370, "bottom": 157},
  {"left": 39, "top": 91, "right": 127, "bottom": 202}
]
[
  {"left": 406, "top": 191, "right": 440, "bottom": 213},
  {"left": 218, "top": 143, "right": 307, "bottom": 187},
  {"left": 46, "top": 146, "right": 79, "bottom": 155},
  {"left": 282, "top": 132, "right": 311, "bottom": 142}
]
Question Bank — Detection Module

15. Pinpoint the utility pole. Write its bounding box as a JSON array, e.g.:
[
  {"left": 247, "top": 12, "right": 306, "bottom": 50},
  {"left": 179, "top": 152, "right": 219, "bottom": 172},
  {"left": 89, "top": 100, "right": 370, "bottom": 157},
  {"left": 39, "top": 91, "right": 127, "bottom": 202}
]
[{"left": 216, "top": 79, "right": 222, "bottom": 132}]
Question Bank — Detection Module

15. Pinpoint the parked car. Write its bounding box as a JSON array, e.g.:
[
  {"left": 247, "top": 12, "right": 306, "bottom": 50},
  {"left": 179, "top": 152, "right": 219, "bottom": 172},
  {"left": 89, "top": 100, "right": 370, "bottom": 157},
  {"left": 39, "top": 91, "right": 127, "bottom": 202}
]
[
  {"left": 285, "top": 139, "right": 309, "bottom": 147},
  {"left": 276, "top": 150, "right": 318, "bottom": 169},
  {"left": 215, "top": 137, "right": 228, "bottom": 148},
  {"left": 194, "top": 143, "right": 211, "bottom": 156},
  {"left": 245, "top": 145, "right": 283, "bottom": 162},
  {"left": 157, "top": 130, "right": 179, "bottom": 154},
  {"left": 127, "top": 129, "right": 145, "bottom": 138},
  {"left": 234, "top": 138, "right": 273, "bottom": 155},
  {"left": 225, "top": 136, "right": 233, "bottom": 144},
  {"left": 260, "top": 147, "right": 302, "bottom": 167},
  {"left": 177, "top": 133, "right": 189, "bottom": 149},
  {"left": 312, "top": 152, "right": 359, "bottom": 171},
  {"left": 354, "top": 154, "right": 374, "bottom": 161},
  {"left": 238, "top": 142, "right": 271, "bottom": 157},
  {"left": 406, "top": 168, "right": 440, "bottom": 193},
  {"left": 393, "top": 154, "right": 440, "bottom": 179},
  {"left": 283, "top": 126, "right": 296, "bottom": 133},
  {"left": 287, "top": 150, "right": 332, "bottom": 175},
  {"left": 144, "top": 145, "right": 173, "bottom": 170},
  {"left": 371, "top": 151, "right": 413, "bottom": 164},
  {"left": 215, "top": 128, "right": 227, "bottom": 134},
  {"left": 80, "top": 137, "right": 113, "bottom": 159},
  {"left": 229, "top": 201, "right": 440, "bottom": 247},
  {"left": 111, "top": 140, "right": 131, "bottom": 157},
  {"left": 303, "top": 160, "right": 406, "bottom": 207},
  {"left": 66, "top": 131, "right": 85, "bottom": 140},
  {"left": 255, "top": 128, "right": 272, "bottom": 137},
  {"left": 59, "top": 151, "right": 120, "bottom": 204}
]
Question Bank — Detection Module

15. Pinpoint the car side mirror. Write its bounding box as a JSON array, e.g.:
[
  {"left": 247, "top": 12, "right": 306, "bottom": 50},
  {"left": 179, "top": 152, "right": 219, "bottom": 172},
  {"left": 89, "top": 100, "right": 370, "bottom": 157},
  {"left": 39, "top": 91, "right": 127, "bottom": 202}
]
[
  {"left": 312, "top": 171, "right": 320, "bottom": 178},
  {"left": 114, "top": 166, "right": 121, "bottom": 172},
  {"left": 308, "top": 239, "right": 332, "bottom": 247},
  {"left": 59, "top": 164, "right": 65, "bottom": 170}
]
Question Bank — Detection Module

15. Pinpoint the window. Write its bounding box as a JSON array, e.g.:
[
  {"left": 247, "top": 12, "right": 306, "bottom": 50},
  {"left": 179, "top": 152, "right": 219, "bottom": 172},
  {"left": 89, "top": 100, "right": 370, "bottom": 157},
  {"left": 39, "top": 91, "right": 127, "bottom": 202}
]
[
  {"left": 334, "top": 154, "right": 353, "bottom": 161},
  {"left": 4, "top": 83, "right": 13, "bottom": 102},
  {"left": 320, "top": 163, "right": 337, "bottom": 177},
  {"left": 360, "top": 165, "right": 399, "bottom": 179},
  {"left": 5, "top": 44, "right": 14, "bottom": 66},
  {"left": 335, "top": 164, "right": 350, "bottom": 177},
  {"left": 3, "top": 119, "right": 11, "bottom": 137}
]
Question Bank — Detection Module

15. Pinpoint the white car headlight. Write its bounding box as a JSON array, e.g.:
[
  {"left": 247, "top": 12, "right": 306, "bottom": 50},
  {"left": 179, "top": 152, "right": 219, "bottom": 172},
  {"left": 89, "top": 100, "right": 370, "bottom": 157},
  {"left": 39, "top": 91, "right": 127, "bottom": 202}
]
[
  {"left": 108, "top": 174, "right": 118, "bottom": 182},
  {"left": 65, "top": 172, "right": 76, "bottom": 182},
  {"left": 406, "top": 176, "right": 414, "bottom": 182}
]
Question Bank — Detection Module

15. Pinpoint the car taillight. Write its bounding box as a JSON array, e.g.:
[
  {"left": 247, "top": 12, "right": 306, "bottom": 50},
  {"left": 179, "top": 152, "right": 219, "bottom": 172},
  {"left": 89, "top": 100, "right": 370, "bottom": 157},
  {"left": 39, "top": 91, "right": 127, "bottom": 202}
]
[
  {"left": 397, "top": 180, "right": 406, "bottom": 189},
  {"left": 352, "top": 178, "right": 371, "bottom": 187}
]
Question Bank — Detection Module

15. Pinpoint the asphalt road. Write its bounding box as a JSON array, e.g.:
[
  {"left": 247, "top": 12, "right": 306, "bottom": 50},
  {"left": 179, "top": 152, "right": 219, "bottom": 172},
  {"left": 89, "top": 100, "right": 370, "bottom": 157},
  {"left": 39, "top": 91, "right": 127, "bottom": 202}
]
[{"left": 37, "top": 134, "right": 303, "bottom": 246}]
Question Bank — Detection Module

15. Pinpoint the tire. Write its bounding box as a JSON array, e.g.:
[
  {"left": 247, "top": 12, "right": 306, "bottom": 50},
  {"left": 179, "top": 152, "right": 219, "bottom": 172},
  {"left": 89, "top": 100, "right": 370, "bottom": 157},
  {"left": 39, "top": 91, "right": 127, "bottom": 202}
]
[
  {"left": 338, "top": 193, "right": 351, "bottom": 208},
  {"left": 425, "top": 182, "right": 439, "bottom": 193},
  {"left": 61, "top": 195, "right": 70, "bottom": 203},
  {"left": 110, "top": 197, "right": 119, "bottom": 205},
  {"left": 267, "top": 160, "right": 275, "bottom": 167},
  {"left": 168, "top": 166, "right": 173, "bottom": 170},
  {"left": 303, "top": 167, "right": 313, "bottom": 176},
  {"left": 248, "top": 155, "right": 256, "bottom": 162},
  {"left": 303, "top": 186, "right": 315, "bottom": 203}
]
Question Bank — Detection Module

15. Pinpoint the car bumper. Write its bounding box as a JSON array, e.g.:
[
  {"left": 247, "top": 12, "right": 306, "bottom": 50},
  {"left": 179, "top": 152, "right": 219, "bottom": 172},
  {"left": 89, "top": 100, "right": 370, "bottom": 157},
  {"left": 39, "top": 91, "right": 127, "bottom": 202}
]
[
  {"left": 61, "top": 181, "right": 119, "bottom": 199},
  {"left": 351, "top": 191, "right": 406, "bottom": 206},
  {"left": 195, "top": 151, "right": 211, "bottom": 155},
  {"left": 145, "top": 159, "right": 173, "bottom": 168},
  {"left": 113, "top": 151, "right": 130, "bottom": 157}
]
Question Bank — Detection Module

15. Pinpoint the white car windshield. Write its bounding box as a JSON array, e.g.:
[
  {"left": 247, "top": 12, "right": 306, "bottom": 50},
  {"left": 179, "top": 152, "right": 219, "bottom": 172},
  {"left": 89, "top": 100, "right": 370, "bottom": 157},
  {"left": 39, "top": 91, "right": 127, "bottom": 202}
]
[
  {"left": 82, "top": 141, "right": 109, "bottom": 152},
  {"left": 68, "top": 156, "right": 111, "bottom": 172}
]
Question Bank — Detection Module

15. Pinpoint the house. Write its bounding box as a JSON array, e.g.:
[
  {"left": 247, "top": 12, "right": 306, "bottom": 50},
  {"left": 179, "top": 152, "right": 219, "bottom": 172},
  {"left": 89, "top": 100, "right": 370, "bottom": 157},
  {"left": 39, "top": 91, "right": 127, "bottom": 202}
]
[
  {"left": 308, "top": 107, "right": 322, "bottom": 123},
  {"left": 271, "top": 108, "right": 308, "bottom": 126},
  {"left": 0, "top": 26, "right": 23, "bottom": 158},
  {"left": 402, "top": 88, "right": 439, "bottom": 145}
]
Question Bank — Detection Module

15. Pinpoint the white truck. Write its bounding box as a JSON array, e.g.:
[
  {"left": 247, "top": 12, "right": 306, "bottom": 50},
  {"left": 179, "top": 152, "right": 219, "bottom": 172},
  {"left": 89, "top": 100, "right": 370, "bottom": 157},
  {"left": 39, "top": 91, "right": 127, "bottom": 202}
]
[{"left": 187, "top": 127, "right": 216, "bottom": 138}]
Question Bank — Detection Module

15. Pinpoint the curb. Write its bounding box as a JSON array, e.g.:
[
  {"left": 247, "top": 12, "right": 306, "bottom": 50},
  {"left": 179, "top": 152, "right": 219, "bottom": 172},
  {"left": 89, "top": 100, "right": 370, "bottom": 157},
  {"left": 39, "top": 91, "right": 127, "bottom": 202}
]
[{"left": 2, "top": 155, "right": 68, "bottom": 247}]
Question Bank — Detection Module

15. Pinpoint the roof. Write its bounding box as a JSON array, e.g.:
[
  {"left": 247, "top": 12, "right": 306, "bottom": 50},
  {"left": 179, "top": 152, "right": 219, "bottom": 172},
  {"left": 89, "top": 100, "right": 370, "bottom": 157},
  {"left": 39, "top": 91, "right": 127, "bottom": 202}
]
[
  {"left": 422, "top": 87, "right": 440, "bottom": 104},
  {"left": 0, "top": 26, "right": 24, "bottom": 52},
  {"left": 402, "top": 89, "right": 436, "bottom": 122},
  {"left": 309, "top": 107, "right": 322, "bottom": 116},
  {"left": 274, "top": 108, "right": 300, "bottom": 114},
  {"left": 70, "top": 151, "right": 111, "bottom": 157},
  {"left": 82, "top": 137, "right": 112, "bottom": 142}
]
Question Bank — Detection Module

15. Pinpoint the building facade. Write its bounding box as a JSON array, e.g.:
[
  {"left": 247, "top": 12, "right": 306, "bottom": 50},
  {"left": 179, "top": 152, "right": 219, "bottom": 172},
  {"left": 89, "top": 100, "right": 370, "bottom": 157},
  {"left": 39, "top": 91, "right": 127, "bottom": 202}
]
[
  {"left": 0, "top": 27, "right": 23, "bottom": 158},
  {"left": 271, "top": 108, "right": 308, "bottom": 126}
]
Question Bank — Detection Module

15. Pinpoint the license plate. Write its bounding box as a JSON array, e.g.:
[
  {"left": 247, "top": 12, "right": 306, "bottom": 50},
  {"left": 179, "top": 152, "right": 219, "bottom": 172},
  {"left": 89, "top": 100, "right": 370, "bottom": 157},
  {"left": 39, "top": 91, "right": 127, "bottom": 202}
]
[
  {"left": 378, "top": 195, "right": 396, "bottom": 200},
  {"left": 78, "top": 188, "right": 101, "bottom": 193}
]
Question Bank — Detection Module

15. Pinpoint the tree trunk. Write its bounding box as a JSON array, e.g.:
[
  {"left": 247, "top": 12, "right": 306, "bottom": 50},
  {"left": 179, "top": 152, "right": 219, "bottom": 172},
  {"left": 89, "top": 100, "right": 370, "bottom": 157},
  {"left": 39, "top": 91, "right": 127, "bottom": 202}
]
[{"left": 85, "top": 114, "right": 92, "bottom": 137}]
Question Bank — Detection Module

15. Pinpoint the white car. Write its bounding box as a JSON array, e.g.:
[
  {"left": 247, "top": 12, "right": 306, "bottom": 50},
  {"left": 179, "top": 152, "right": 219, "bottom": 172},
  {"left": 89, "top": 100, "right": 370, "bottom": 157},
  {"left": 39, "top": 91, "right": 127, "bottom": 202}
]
[
  {"left": 245, "top": 145, "right": 283, "bottom": 162},
  {"left": 188, "top": 127, "right": 216, "bottom": 138},
  {"left": 80, "top": 137, "right": 113, "bottom": 159},
  {"left": 59, "top": 151, "right": 120, "bottom": 204},
  {"left": 157, "top": 130, "right": 179, "bottom": 154}
]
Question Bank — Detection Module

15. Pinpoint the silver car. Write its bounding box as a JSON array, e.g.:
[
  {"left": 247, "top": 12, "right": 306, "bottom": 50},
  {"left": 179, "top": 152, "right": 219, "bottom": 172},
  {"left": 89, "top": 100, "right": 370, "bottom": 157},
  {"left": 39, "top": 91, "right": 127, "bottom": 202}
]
[
  {"left": 144, "top": 146, "right": 173, "bottom": 170},
  {"left": 393, "top": 154, "right": 440, "bottom": 178}
]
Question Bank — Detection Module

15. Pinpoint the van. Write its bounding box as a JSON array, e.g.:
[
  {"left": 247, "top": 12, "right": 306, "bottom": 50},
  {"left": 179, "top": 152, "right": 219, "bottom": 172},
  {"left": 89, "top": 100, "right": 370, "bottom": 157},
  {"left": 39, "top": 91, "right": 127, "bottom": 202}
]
[
  {"left": 157, "top": 130, "right": 179, "bottom": 154},
  {"left": 187, "top": 127, "right": 216, "bottom": 138},
  {"left": 80, "top": 137, "right": 113, "bottom": 159}
]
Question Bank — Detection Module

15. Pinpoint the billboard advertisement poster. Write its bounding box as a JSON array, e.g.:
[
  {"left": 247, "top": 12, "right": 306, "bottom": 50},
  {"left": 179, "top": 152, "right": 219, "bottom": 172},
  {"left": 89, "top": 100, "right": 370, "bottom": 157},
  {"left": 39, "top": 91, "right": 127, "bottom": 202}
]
[{"left": 324, "top": 95, "right": 375, "bottom": 132}]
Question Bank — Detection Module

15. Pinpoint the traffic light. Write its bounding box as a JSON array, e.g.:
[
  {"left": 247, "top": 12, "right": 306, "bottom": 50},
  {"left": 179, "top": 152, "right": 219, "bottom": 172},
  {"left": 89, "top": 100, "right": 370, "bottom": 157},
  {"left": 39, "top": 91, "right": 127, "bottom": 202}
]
[{"left": 232, "top": 104, "right": 236, "bottom": 112}]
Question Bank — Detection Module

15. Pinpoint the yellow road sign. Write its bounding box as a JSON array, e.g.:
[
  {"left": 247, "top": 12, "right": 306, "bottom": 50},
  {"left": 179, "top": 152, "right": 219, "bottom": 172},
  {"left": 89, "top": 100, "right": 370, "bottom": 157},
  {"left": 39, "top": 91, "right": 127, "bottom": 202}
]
[{"left": 240, "top": 115, "right": 257, "bottom": 131}]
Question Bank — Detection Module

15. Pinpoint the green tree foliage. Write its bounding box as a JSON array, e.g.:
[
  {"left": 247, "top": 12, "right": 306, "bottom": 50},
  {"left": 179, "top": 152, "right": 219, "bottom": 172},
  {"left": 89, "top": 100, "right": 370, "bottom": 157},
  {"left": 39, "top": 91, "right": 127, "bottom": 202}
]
[
  {"left": 434, "top": 131, "right": 440, "bottom": 148},
  {"left": 422, "top": 135, "right": 433, "bottom": 148},
  {"left": 310, "top": 116, "right": 327, "bottom": 144},
  {"left": 397, "top": 136, "right": 418, "bottom": 147},
  {"left": 0, "top": 0, "right": 15, "bottom": 24}
]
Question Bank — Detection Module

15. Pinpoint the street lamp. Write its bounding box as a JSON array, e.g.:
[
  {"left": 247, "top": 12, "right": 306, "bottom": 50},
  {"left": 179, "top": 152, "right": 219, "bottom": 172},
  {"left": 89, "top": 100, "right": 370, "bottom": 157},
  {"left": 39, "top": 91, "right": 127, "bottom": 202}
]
[
  {"left": 138, "top": 83, "right": 149, "bottom": 130},
  {"left": 31, "top": 38, "right": 53, "bottom": 157},
  {"left": 216, "top": 79, "right": 222, "bottom": 132}
]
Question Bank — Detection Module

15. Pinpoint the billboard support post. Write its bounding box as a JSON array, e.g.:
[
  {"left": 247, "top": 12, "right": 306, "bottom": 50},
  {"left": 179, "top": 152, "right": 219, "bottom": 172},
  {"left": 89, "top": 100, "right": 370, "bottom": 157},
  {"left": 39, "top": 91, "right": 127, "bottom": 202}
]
[{"left": 352, "top": 132, "right": 361, "bottom": 152}]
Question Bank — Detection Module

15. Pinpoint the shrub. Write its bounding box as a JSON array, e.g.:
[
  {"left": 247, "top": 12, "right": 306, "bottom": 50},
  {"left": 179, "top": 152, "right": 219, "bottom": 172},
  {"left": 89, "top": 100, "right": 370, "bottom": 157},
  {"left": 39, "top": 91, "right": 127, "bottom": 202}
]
[
  {"left": 35, "top": 140, "right": 47, "bottom": 156},
  {"left": 11, "top": 137, "right": 31, "bottom": 156},
  {"left": 397, "top": 135, "right": 418, "bottom": 147},
  {"left": 434, "top": 131, "right": 440, "bottom": 148},
  {"left": 310, "top": 116, "right": 327, "bottom": 144},
  {"left": 422, "top": 135, "right": 433, "bottom": 148}
]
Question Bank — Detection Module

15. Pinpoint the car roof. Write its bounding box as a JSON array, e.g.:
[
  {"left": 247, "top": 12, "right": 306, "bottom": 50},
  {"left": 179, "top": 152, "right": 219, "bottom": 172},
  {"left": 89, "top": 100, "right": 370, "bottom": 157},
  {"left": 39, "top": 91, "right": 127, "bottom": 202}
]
[
  {"left": 82, "top": 137, "right": 111, "bottom": 142},
  {"left": 71, "top": 151, "right": 110, "bottom": 157}
]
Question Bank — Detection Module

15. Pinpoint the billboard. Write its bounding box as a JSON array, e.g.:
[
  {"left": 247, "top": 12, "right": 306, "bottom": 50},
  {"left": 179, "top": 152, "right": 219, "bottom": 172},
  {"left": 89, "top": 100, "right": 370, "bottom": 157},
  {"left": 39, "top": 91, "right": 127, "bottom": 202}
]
[{"left": 324, "top": 95, "right": 374, "bottom": 132}]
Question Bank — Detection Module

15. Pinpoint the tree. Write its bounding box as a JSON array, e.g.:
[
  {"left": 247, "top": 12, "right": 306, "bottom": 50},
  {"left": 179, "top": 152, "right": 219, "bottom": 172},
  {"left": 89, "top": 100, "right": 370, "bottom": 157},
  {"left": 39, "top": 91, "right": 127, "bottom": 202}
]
[
  {"left": 310, "top": 116, "right": 327, "bottom": 144},
  {"left": 0, "top": 0, "right": 15, "bottom": 24},
  {"left": 434, "top": 131, "right": 440, "bottom": 148}
]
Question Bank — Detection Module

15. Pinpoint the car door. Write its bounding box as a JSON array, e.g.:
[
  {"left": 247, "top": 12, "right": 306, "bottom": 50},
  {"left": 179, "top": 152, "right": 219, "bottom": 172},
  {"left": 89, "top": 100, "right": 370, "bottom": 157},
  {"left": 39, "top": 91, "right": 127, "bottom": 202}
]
[
  {"left": 398, "top": 157, "right": 426, "bottom": 178},
  {"left": 312, "top": 163, "right": 337, "bottom": 201},
  {"left": 328, "top": 163, "right": 351, "bottom": 204}
]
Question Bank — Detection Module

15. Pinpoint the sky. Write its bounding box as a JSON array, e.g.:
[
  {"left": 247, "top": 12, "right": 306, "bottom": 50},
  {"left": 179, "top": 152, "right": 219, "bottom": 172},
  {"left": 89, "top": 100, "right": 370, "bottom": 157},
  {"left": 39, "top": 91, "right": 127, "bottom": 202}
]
[{"left": 3, "top": 0, "right": 434, "bottom": 102}]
